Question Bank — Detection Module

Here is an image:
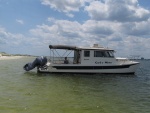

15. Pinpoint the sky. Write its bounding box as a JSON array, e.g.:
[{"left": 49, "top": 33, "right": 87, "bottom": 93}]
[{"left": 0, "top": 0, "right": 150, "bottom": 58}]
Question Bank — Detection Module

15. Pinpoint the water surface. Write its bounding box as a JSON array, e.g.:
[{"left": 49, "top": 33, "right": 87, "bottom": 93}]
[{"left": 0, "top": 57, "right": 150, "bottom": 113}]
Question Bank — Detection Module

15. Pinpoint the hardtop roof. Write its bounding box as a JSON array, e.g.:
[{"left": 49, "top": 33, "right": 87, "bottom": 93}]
[
  {"left": 49, "top": 45, "right": 114, "bottom": 51},
  {"left": 49, "top": 45, "right": 77, "bottom": 50}
]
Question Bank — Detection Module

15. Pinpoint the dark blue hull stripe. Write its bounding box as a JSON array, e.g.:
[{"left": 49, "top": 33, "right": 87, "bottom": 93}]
[{"left": 53, "top": 64, "right": 134, "bottom": 70}]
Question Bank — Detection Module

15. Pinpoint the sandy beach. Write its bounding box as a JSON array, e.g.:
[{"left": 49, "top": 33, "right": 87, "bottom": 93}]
[{"left": 0, "top": 56, "right": 23, "bottom": 60}]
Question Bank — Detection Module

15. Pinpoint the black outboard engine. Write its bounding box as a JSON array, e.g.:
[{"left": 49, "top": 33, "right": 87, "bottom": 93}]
[{"left": 23, "top": 56, "right": 47, "bottom": 71}]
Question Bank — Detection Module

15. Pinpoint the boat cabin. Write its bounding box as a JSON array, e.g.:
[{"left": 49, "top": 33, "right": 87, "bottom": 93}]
[{"left": 49, "top": 44, "right": 115, "bottom": 65}]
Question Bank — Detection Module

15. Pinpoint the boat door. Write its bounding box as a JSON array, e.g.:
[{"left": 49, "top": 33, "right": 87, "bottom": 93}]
[{"left": 74, "top": 50, "right": 81, "bottom": 64}]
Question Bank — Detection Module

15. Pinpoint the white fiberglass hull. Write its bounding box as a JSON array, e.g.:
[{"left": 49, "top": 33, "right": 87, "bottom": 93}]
[{"left": 38, "top": 63, "right": 140, "bottom": 74}]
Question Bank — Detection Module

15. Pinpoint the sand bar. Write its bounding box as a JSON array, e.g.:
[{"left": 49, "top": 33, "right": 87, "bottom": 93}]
[{"left": 0, "top": 56, "right": 23, "bottom": 60}]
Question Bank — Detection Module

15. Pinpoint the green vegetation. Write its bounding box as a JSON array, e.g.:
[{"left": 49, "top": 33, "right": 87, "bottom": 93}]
[
  {"left": 0, "top": 52, "right": 11, "bottom": 56},
  {"left": 0, "top": 52, "right": 33, "bottom": 57}
]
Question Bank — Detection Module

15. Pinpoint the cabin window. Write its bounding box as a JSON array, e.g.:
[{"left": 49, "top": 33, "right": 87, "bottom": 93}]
[
  {"left": 105, "top": 51, "right": 111, "bottom": 57},
  {"left": 84, "top": 51, "right": 90, "bottom": 57},
  {"left": 94, "top": 51, "right": 105, "bottom": 57},
  {"left": 94, "top": 51, "right": 114, "bottom": 57},
  {"left": 109, "top": 51, "right": 114, "bottom": 57}
]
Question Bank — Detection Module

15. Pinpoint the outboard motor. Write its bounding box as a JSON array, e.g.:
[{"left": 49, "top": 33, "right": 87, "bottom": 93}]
[{"left": 23, "top": 56, "right": 47, "bottom": 71}]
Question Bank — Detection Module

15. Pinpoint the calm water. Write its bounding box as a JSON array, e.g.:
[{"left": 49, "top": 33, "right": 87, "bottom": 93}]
[{"left": 0, "top": 57, "right": 150, "bottom": 113}]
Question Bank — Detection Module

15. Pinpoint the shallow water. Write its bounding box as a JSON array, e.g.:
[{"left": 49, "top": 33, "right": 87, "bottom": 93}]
[{"left": 0, "top": 57, "right": 150, "bottom": 113}]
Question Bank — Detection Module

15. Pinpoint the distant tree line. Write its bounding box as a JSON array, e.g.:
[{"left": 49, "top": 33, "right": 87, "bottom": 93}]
[
  {"left": 0, "top": 52, "right": 35, "bottom": 57},
  {"left": 0, "top": 52, "right": 11, "bottom": 56}
]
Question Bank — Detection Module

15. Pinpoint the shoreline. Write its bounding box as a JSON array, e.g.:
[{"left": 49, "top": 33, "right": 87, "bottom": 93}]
[{"left": 0, "top": 56, "right": 24, "bottom": 60}]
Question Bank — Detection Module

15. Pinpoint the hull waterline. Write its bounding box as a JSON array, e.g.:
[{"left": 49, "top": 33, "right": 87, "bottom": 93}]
[{"left": 38, "top": 63, "right": 140, "bottom": 74}]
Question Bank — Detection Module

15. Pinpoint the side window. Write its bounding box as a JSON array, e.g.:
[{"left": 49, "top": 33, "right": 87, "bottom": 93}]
[
  {"left": 94, "top": 51, "right": 105, "bottom": 57},
  {"left": 84, "top": 51, "right": 90, "bottom": 57},
  {"left": 109, "top": 51, "right": 114, "bottom": 57},
  {"left": 94, "top": 51, "right": 102, "bottom": 57},
  {"left": 94, "top": 51, "right": 114, "bottom": 57},
  {"left": 105, "top": 51, "right": 111, "bottom": 57}
]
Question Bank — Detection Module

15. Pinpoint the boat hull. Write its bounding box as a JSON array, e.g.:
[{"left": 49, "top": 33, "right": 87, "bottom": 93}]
[{"left": 38, "top": 63, "right": 140, "bottom": 74}]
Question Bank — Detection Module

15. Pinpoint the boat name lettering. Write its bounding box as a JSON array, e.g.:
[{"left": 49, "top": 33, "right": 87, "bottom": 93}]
[
  {"left": 95, "top": 61, "right": 103, "bottom": 64},
  {"left": 95, "top": 61, "right": 112, "bottom": 64},
  {"left": 105, "top": 61, "right": 112, "bottom": 64},
  {"left": 84, "top": 59, "right": 89, "bottom": 60}
]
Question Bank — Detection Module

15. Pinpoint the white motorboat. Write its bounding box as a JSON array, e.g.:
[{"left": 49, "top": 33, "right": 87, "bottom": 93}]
[{"left": 38, "top": 44, "right": 140, "bottom": 74}]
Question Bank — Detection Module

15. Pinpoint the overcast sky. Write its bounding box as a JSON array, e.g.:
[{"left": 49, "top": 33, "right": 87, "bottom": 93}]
[{"left": 0, "top": 0, "right": 150, "bottom": 58}]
